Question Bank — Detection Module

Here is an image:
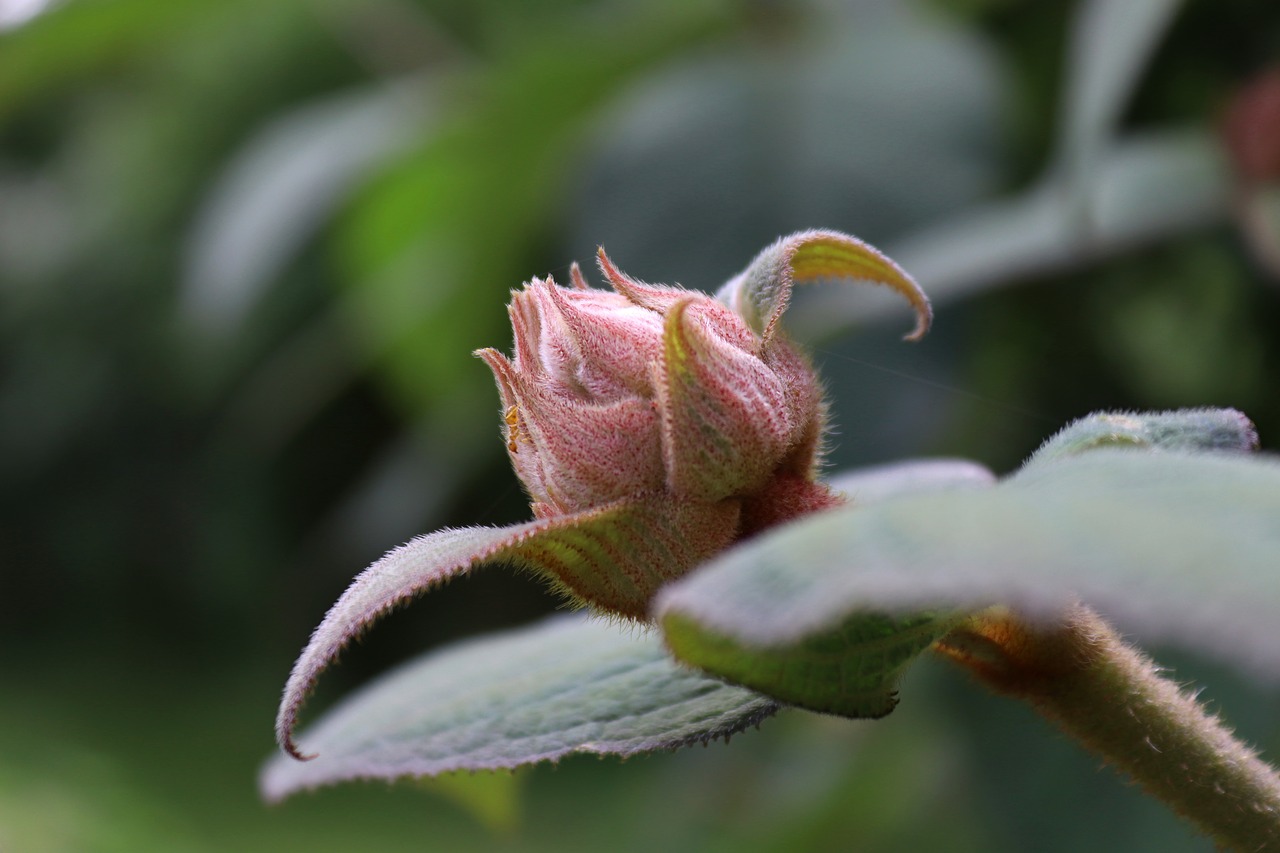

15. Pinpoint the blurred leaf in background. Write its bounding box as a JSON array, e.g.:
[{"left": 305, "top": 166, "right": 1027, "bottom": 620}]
[{"left": 2, "top": 0, "right": 1279, "bottom": 850}]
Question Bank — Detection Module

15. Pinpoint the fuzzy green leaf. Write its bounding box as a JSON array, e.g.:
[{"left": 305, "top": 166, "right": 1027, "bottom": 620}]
[
  {"left": 260, "top": 615, "right": 778, "bottom": 802},
  {"left": 658, "top": 457, "right": 993, "bottom": 716},
  {"left": 663, "top": 609, "right": 959, "bottom": 719},
  {"left": 825, "top": 458, "right": 996, "bottom": 504},
  {"left": 657, "top": 451, "right": 1280, "bottom": 714},
  {"left": 1025, "top": 408, "right": 1258, "bottom": 468},
  {"left": 716, "top": 230, "right": 932, "bottom": 344},
  {"left": 275, "top": 498, "right": 744, "bottom": 760}
]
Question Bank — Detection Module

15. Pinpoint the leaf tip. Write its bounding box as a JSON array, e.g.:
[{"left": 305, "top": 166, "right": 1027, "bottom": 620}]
[
  {"left": 275, "top": 675, "right": 320, "bottom": 761},
  {"left": 277, "top": 725, "right": 318, "bottom": 763},
  {"left": 900, "top": 299, "right": 933, "bottom": 342}
]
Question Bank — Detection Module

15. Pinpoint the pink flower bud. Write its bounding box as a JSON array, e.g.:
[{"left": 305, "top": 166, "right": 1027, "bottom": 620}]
[
  {"left": 475, "top": 231, "right": 931, "bottom": 547},
  {"left": 476, "top": 256, "right": 795, "bottom": 522},
  {"left": 475, "top": 272, "right": 667, "bottom": 518},
  {"left": 275, "top": 231, "right": 932, "bottom": 759}
]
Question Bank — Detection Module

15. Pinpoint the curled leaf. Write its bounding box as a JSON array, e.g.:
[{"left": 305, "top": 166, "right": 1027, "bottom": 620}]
[
  {"left": 276, "top": 498, "right": 740, "bottom": 760},
  {"left": 716, "top": 229, "right": 932, "bottom": 343}
]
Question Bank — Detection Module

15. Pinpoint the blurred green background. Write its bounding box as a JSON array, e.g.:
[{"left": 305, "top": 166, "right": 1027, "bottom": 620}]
[{"left": 2, "top": 0, "right": 1279, "bottom": 850}]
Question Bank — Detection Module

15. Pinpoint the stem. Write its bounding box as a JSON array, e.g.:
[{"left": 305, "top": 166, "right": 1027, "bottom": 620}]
[{"left": 935, "top": 603, "right": 1280, "bottom": 851}]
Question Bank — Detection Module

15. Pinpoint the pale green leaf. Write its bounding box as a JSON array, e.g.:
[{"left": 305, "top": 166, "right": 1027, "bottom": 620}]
[
  {"left": 1026, "top": 408, "right": 1258, "bottom": 468},
  {"left": 1091, "top": 130, "right": 1229, "bottom": 243},
  {"left": 272, "top": 519, "right": 567, "bottom": 761},
  {"left": 825, "top": 459, "right": 995, "bottom": 504},
  {"left": 716, "top": 230, "right": 931, "bottom": 343},
  {"left": 275, "top": 499, "right": 741, "bottom": 760},
  {"left": 260, "top": 615, "right": 778, "bottom": 802},
  {"left": 657, "top": 451, "right": 1280, "bottom": 715}
]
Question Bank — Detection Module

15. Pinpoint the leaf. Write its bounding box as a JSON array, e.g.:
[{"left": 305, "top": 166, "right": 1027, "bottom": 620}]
[
  {"left": 664, "top": 458, "right": 989, "bottom": 720},
  {"left": 663, "top": 609, "right": 959, "bottom": 720},
  {"left": 825, "top": 458, "right": 996, "bottom": 504},
  {"left": 657, "top": 451, "right": 1280, "bottom": 716},
  {"left": 716, "top": 230, "right": 931, "bottom": 344},
  {"left": 416, "top": 771, "right": 523, "bottom": 834},
  {"left": 1025, "top": 408, "right": 1258, "bottom": 468},
  {"left": 260, "top": 615, "right": 778, "bottom": 802},
  {"left": 275, "top": 522, "right": 542, "bottom": 761},
  {"left": 275, "top": 498, "right": 742, "bottom": 759},
  {"left": 1091, "top": 130, "right": 1230, "bottom": 243}
]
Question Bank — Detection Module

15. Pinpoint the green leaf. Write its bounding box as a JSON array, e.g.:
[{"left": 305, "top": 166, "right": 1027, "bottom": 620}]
[
  {"left": 416, "top": 771, "right": 523, "bottom": 834},
  {"left": 274, "top": 522, "right": 549, "bottom": 761},
  {"left": 716, "top": 230, "right": 931, "bottom": 344},
  {"left": 663, "top": 609, "right": 959, "bottom": 719},
  {"left": 825, "top": 458, "right": 995, "bottom": 504},
  {"left": 660, "top": 458, "right": 995, "bottom": 716},
  {"left": 1025, "top": 408, "right": 1258, "bottom": 468},
  {"left": 260, "top": 615, "right": 778, "bottom": 802},
  {"left": 657, "top": 451, "right": 1280, "bottom": 715},
  {"left": 275, "top": 498, "right": 743, "bottom": 760}
]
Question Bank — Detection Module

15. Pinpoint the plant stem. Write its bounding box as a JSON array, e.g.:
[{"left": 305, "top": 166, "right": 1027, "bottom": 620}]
[{"left": 935, "top": 603, "right": 1280, "bottom": 851}]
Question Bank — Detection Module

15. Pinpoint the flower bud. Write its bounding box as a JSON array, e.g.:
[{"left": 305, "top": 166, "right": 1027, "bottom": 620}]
[
  {"left": 476, "top": 231, "right": 931, "bottom": 545},
  {"left": 476, "top": 254, "right": 807, "bottom": 522},
  {"left": 475, "top": 271, "right": 667, "bottom": 518},
  {"left": 275, "top": 232, "right": 931, "bottom": 760}
]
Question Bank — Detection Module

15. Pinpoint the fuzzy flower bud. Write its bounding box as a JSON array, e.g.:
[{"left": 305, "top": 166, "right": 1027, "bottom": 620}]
[
  {"left": 274, "top": 230, "right": 930, "bottom": 760},
  {"left": 470, "top": 231, "right": 932, "bottom": 610},
  {"left": 475, "top": 252, "right": 828, "bottom": 521}
]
